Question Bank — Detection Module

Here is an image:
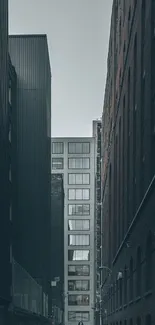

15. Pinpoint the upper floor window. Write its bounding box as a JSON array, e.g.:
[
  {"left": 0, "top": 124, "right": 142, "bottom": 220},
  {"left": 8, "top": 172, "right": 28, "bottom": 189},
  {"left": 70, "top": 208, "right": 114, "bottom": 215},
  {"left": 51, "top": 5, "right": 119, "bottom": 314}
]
[
  {"left": 68, "top": 311, "right": 90, "bottom": 322},
  {"left": 68, "top": 249, "right": 90, "bottom": 261},
  {"left": 68, "top": 294, "right": 89, "bottom": 306},
  {"left": 68, "top": 142, "right": 90, "bottom": 154},
  {"left": 68, "top": 265, "right": 90, "bottom": 276},
  {"left": 52, "top": 142, "right": 64, "bottom": 154},
  {"left": 68, "top": 158, "right": 90, "bottom": 169},
  {"left": 52, "top": 158, "right": 63, "bottom": 170},
  {"left": 68, "top": 173, "right": 90, "bottom": 185},
  {"left": 68, "top": 204, "right": 90, "bottom": 216},
  {"left": 68, "top": 189, "right": 90, "bottom": 200},
  {"left": 68, "top": 219, "right": 90, "bottom": 231},
  {"left": 68, "top": 280, "right": 90, "bottom": 291},
  {"left": 68, "top": 234, "right": 90, "bottom": 246}
]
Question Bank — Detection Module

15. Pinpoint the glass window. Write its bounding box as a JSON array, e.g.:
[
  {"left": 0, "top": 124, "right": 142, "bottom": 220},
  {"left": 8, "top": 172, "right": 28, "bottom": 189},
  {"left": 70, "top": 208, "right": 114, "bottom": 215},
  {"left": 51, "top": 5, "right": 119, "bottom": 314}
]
[
  {"left": 68, "top": 250, "right": 90, "bottom": 261},
  {"left": 52, "top": 158, "right": 63, "bottom": 169},
  {"left": 68, "top": 189, "right": 90, "bottom": 200},
  {"left": 52, "top": 142, "right": 64, "bottom": 154},
  {"left": 68, "top": 311, "right": 90, "bottom": 322},
  {"left": 68, "top": 204, "right": 90, "bottom": 215},
  {"left": 68, "top": 265, "right": 90, "bottom": 276},
  {"left": 68, "top": 220, "right": 90, "bottom": 231},
  {"left": 68, "top": 158, "right": 90, "bottom": 169},
  {"left": 68, "top": 173, "right": 90, "bottom": 185},
  {"left": 68, "top": 294, "right": 89, "bottom": 306},
  {"left": 68, "top": 142, "right": 90, "bottom": 154},
  {"left": 68, "top": 280, "right": 90, "bottom": 291},
  {"left": 68, "top": 235, "right": 90, "bottom": 246}
]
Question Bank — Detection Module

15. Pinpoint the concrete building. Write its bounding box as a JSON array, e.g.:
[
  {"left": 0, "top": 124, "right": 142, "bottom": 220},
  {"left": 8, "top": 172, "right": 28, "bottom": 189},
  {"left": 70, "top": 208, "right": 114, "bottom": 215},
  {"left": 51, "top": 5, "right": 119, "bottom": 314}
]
[
  {"left": 51, "top": 138, "right": 96, "bottom": 325},
  {"left": 51, "top": 174, "right": 64, "bottom": 325},
  {"left": 101, "top": 0, "right": 155, "bottom": 324},
  {"left": 9, "top": 35, "right": 51, "bottom": 299}
]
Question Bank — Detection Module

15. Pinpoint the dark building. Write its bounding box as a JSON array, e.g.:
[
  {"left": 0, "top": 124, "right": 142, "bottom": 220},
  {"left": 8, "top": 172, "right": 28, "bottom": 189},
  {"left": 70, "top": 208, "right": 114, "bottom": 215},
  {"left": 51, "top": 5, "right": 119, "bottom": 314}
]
[
  {"left": 9, "top": 35, "right": 51, "bottom": 297},
  {"left": 0, "top": 0, "right": 12, "bottom": 306},
  {"left": 101, "top": 1, "right": 155, "bottom": 324},
  {"left": 50, "top": 174, "right": 64, "bottom": 325}
]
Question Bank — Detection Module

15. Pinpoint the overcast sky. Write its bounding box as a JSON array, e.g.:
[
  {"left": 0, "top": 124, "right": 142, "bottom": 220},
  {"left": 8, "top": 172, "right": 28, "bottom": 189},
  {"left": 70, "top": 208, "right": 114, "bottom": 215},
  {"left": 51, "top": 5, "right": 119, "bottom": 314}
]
[{"left": 9, "top": 0, "right": 112, "bottom": 137}]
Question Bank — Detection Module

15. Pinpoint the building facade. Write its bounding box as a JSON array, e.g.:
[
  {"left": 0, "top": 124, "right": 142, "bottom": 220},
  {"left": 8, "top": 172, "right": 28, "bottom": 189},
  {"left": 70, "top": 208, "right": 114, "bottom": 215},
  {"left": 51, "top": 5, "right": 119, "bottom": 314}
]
[
  {"left": 51, "top": 138, "right": 95, "bottom": 325},
  {"left": 9, "top": 35, "right": 51, "bottom": 297},
  {"left": 101, "top": 0, "right": 155, "bottom": 325},
  {"left": 51, "top": 174, "right": 64, "bottom": 325}
]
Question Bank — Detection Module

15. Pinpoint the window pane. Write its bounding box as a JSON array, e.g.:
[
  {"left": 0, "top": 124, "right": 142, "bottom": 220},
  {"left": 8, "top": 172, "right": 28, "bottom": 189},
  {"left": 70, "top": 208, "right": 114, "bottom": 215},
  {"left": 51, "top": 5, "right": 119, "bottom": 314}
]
[
  {"left": 52, "top": 142, "right": 64, "bottom": 154},
  {"left": 68, "top": 158, "right": 75, "bottom": 168},
  {"left": 83, "top": 189, "right": 90, "bottom": 200},
  {"left": 82, "top": 143, "right": 90, "bottom": 153},
  {"left": 69, "top": 174, "right": 76, "bottom": 184},
  {"left": 68, "top": 235, "right": 90, "bottom": 246},
  {"left": 68, "top": 189, "right": 75, "bottom": 200},
  {"left": 68, "top": 204, "right": 90, "bottom": 215},
  {"left": 68, "top": 250, "right": 90, "bottom": 261},
  {"left": 68, "top": 143, "right": 76, "bottom": 153},
  {"left": 68, "top": 280, "right": 90, "bottom": 291},
  {"left": 68, "top": 311, "right": 90, "bottom": 322},
  {"left": 68, "top": 220, "right": 75, "bottom": 230},
  {"left": 68, "top": 220, "right": 90, "bottom": 231},
  {"left": 75, "top": 174, "right": 83, "bottom": 184},
  {"left": 83, "top": 204, "right": 90, "bottom": 215},
  {"left": 76, "top": 189, "right": 82, "bottom": 200},
  {"left": 52, "top": 158, "right": 63, "bottom": 169},
  {"left": 83, "top": 174, "right": 90, "bottom": 184},
  {"left": 68, "top": 294, "right": 89, "bottom": 306},
  {"left": 75, "top": 158, "right": 82, "bottom": 168},
  {"left": 82, "top": 158, "right": 90, "bottom": 169},
  {"left": 83, "top": 220, "right": 90, "bottom": 230}
]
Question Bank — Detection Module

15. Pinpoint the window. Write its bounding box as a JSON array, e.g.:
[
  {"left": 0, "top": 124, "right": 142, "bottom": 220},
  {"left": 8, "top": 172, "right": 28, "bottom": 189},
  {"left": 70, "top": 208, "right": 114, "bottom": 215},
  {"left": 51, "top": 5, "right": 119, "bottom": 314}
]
[
  {"left": 68, "top": 311, "right": 90, "bottom": 322},
  {"left": 68, "top": 204, "right": 90, "bottom": 215},
  {"left": 68, "top": 173, "right": 90, "bottom": 185},
  {"left": 68, "top": 189, "right": 90, "bottom": 200},
  {"left": 129, "top": 257, "right": 134, "bottom": 301},
  {"left": 68, "top": 142, "right": 90, "bottom": 154},
  {"left": 145, "top": 232, "right": 153, "bottom": 292},
  {"left": 136, "top": 247, "right": 142, "bottom": 296},
  {"left": 52, "top": 158, "right": 63, "bottom": 169},
  {"left": 68, "top": 280, "right": 90, "bottom": 291},
  {"left": 68, "top": 220, "right": 90, "bottom": 231},
  {"left": 68, "top": 250, "right": 90, "bottom": 261},
  {"left": 68, "top": 235, "right": 90, "bottom": 246},
  {"left": 68, "top": 265, "right": 90, "bottom": 276},
  {"left": 68, "top": 158, "right": 90, "bottom": 169},
  {"left": 68, "top": 294, "right": 89, "bottom": 306},
  {"left": 52, "top": 142, "right": 64, "bottom": 154}
]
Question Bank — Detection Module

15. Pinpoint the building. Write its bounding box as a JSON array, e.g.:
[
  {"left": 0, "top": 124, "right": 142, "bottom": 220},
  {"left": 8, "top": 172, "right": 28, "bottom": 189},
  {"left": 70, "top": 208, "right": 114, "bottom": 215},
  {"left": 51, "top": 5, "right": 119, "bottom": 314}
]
[
  {"left": 0, "top": 0, "right": 12, "bottom": 308},
  {"left": 50, "top": 174, "right": 64, "bottom": 325},
  {"left": 101, "top": 0, "right": 155, "bottom": 324},
  {"left": 51, "top": 138, "right": 95, "bottom": 325},
  {"left": 9, "top": 35, "right": 51, "bottom": 299},
  {"left": 92, "top": 120, "right": 102, "bottom": 325}
]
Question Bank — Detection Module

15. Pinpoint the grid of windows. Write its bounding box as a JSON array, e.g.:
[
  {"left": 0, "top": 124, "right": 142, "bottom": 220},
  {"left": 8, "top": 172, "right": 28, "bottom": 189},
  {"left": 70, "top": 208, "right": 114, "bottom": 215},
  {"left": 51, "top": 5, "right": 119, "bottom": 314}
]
[
  {"left": 68, "top": 234, "right": 90, "bottom": 246},
  {"left": 68, "top": 204, "right": 90, "bottom": 215},
  {"left": 68, "top": 158, "right": 90, "bottom": 169},
  {"left": 52, "top": 142, "right": 64, "bottom": 154},
  {"left": 68, "top": 220, "right": 90, "bottom": 231},
  {"left": 68, "top": 142, "right": 90, "bottom": 154},
  {"left": 68, "top": 311, "right": 90, "bottom": 322},
  {"left": 68, "top": 265, "right": 90, "bottom": 276},
  {"left": 68, "top": 189, "right": 90, "bottom": 200},
  {"left": 52, "top": 158, "right": 63, "bottom": 170},
  {"left": 68, "top": 250, "right": 90, "bottom": 261},
  {"left": 68, "top": 280, "right": 90, "bottom": 291},
  {"left": 68, "top": 294, "right": 89, "bottom": 306},
  {"left": 68, "top": 173, "right": 90, "bottom": 185}
]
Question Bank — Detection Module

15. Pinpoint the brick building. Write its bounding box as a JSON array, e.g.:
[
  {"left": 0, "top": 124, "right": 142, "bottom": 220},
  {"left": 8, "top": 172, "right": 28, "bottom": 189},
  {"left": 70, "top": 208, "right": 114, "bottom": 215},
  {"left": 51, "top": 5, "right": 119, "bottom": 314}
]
[{"left": 101, "top": 1, "right": 155, "bottom": 324}]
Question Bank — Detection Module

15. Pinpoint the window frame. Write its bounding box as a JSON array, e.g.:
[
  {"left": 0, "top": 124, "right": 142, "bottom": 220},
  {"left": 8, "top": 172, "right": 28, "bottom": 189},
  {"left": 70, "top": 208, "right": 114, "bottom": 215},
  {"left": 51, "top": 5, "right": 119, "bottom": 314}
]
[
  {"left": 68, "top": 204, "right": 90, "bottom": 216},
  {"left": 68, "top": 173, "right": 90, "bottom": 185},
  {"left": 68, "top": 280, "right": 90, "bottom": 291},
  {"left": 52, "top": 142, "right": 64, "bottom": 154},
  {"left": 52, "top": 157, "right": 64, "bottom": 170},
  {"left": 68, "top": 249, "right": 90, "bottom": 261},
  {"left": 68, "top": 294, "right": 90, "bottom": 306},
  {"left": 68, "top": 219, "right": 90, "bottom": 231},
  {"left": 68, "top": 188, "right": 90, "bottom": 201},
  {"left": 68, "top": 265, "right": 90, "bottom": 276},
  {"left": 68, "top": 311, "right": 90, "bottom": 322},
  {"left": 68, "top": 234, "right": 90, "bottom": 246},
  {"left": 68, "top": 142, "right": 90, "bottom": 154},
  {"left": 68, "top": 158, "right": 90, "bottom": 169}
]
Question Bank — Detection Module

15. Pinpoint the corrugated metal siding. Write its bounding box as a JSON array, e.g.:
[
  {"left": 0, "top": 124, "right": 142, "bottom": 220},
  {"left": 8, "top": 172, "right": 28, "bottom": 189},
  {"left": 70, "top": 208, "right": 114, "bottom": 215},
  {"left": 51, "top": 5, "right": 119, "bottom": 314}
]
[
  {"left": 0, "top": 0, "right": 11, "bottom": 303},
  {"left": 9, "top": 35, "right": 51, "bottom": 293}
]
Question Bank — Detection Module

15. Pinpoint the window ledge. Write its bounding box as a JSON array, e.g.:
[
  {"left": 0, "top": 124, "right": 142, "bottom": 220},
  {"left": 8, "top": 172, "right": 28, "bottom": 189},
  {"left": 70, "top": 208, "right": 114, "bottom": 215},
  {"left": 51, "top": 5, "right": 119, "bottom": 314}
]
[
  {"left": 144, "top": 290, "right": 152, "bottom": 298},
  {"left": 129, "top": 300, "right": 134, "bottom": 306},
  {"left": 135, "top": 296, "right": 141, "bottom": 303}
]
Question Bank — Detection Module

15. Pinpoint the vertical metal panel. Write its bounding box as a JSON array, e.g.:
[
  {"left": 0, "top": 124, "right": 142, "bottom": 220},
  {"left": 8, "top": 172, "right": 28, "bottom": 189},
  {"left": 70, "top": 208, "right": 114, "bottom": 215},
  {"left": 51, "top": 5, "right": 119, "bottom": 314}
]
[
  {"left": 0, "top": 0, "right": 11, "bottom": 303},
  {"left": 9, "top": 35, "right": 51, "bottom": 294}
]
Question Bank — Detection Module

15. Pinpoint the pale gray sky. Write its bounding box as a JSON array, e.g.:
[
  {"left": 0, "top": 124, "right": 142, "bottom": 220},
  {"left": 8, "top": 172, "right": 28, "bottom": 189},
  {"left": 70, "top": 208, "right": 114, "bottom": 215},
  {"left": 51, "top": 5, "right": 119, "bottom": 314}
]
[{"left": 9, "top": 0, "right": 112, "bottom": 137}]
